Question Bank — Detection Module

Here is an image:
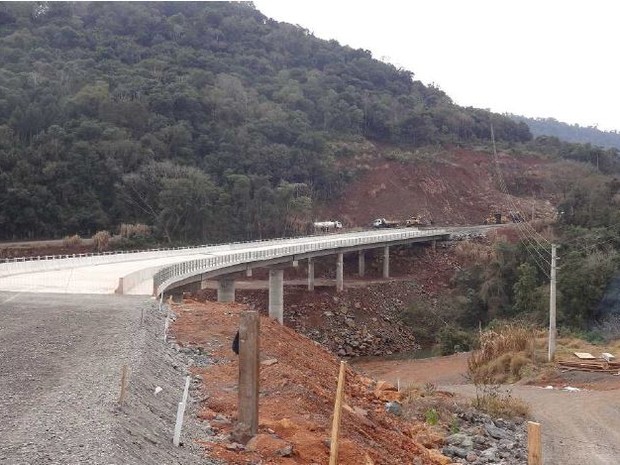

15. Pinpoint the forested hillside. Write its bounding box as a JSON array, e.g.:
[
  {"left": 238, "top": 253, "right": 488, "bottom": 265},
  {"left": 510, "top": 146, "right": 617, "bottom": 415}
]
[
  {"left": 0, "top": 1, "right": 532, "bottom": 242},
  {"left": 511, "top": 114, "right": 620, "bottom": 150}
]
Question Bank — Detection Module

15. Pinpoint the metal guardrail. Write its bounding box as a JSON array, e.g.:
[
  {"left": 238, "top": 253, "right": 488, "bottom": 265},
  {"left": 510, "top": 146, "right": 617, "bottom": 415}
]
[
  {"left": 153, "top": 228, "right": 448, "bottom": 297},
  {"left": 0, "top": 234, "right": 313, "bottom": 264},
  {"left": 0, "top": 233, "right": 356, "bottom": 277}
]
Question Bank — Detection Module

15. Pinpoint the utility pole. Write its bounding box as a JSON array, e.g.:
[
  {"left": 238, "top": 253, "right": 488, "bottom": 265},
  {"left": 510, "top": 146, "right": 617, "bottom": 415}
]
[{"left": 548, "top": 244, "right": 558, "bottom": 362}]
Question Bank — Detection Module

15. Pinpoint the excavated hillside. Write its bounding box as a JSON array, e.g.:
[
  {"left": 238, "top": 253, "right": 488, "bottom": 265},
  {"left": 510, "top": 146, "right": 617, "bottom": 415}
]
[
  {"left": 319, "top": 145, "right": 567, "bottom": 227},
  {"left": 171, "top": 300, "right": 451, "bottom": 465}
]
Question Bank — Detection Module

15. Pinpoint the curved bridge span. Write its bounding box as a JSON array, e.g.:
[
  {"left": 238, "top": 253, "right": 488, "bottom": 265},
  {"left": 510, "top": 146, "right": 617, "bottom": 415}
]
[{"left": 0, "top": 228, "right": 450, "bottom": 318}]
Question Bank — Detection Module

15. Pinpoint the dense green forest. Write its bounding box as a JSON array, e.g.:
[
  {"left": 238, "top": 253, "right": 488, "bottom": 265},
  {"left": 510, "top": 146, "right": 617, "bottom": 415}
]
[
  {"left": 0, "top": 1, "right": 532, "bottom": 242},
  {"left": 511, "top": 114, "right": 620, "bottom": 150}
]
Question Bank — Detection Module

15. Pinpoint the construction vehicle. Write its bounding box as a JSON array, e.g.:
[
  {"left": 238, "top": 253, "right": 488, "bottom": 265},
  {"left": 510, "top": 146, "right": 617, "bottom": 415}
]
[
  {"left": 508, "top": 210, "right": 524, "bottom": 223},
  {"left": 372, "top": 218, "right": 400, "bottom": 228},
  {"left": 405, "top": 216, "right": 430, "bottom": 227},
  {"left": 313, "top": 220, "right": 343, "bottom": 233},
  {"left": 484, "top": 212, "right": 505, "bottom": 225},
  {"left": 484, "top": 211, "right": 524, "bottom": 225}
]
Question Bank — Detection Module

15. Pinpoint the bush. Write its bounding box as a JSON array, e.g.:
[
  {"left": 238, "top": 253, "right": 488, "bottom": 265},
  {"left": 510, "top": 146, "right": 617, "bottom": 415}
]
[
  {"left": 92, "top": 230, "right": 111, "bottom": 251},
  {"left": 437, "top": 325, "right": 474, "bottom": 355}
]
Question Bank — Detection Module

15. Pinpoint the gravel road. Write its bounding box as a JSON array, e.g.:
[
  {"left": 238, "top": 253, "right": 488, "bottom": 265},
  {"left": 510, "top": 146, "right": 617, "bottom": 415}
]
[
  {"left": 445, "top": 384, "right": 620, "bottom": 465},
  {"left": 357, "top": 353, "right": 620, "bottom": 465},
  {"left": 0, "top": 292, "right": 218, "bottom": 465}
]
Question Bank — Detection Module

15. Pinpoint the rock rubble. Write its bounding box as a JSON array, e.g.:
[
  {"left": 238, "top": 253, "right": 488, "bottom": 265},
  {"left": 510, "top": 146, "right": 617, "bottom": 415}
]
[{"left": 441, "top": 410, "right": 527, "bottom": 465}]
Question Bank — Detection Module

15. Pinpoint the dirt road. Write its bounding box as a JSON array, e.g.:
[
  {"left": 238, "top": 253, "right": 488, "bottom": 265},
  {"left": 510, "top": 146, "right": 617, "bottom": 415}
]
[{"left": 356, "top": 354, "right": 620, "bottom": 465}]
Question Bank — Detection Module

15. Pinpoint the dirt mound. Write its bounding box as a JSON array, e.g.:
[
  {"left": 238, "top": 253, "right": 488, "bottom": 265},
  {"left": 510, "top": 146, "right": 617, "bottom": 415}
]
[{"left": 171, "top": 300, "right": 451, "bottom": 464}]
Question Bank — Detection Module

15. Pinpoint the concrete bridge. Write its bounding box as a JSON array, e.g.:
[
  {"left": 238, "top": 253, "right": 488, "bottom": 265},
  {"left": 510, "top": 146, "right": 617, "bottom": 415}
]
[{"left": 0, "top": 228, "right": 450, "bottom": 323}]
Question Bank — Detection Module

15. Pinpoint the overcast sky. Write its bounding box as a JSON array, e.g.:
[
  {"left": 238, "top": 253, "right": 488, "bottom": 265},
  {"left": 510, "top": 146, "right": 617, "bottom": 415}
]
[{"left": 253, "top": 0, "right": 620, "bottom": 132}]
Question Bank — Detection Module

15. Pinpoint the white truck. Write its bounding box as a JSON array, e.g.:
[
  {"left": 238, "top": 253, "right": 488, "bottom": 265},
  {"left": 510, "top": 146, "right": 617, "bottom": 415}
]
[
  {"left": 313, "top": 220, "right": 343, "bottom": 233},
  {"left": 372, "top": 218, "right": 400, "bottom": 228}
]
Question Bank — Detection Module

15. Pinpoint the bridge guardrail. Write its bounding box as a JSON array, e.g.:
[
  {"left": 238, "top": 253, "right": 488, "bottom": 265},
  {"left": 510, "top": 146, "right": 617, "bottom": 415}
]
[
  {"left": 0, "top": 232, "right": 363, "bottom": 277},
  {"left": 153, "top": 228, "right": 448, "bottom": 297}
]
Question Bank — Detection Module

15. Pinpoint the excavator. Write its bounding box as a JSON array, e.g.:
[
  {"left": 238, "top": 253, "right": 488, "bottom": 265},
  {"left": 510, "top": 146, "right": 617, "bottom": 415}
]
[
  {"left": 483, "top": 211, "right": 524, "bottom": 225},
  {"left": 405, "top": 215, "right": 431, "bottom": 227}
]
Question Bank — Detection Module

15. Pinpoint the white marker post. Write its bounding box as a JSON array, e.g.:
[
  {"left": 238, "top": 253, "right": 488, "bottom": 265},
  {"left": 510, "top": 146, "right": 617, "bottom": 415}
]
[{"left": 173, "top": 376, "right": 191, "bottom": 447}]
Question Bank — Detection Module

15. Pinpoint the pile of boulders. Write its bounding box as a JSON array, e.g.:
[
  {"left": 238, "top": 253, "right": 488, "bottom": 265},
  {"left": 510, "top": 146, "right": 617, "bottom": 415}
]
[
  {"left": 286, "top": 288, "right": 421, "bottom": 357},
  {"left": 441, "top": 410, "right": 527, "bottom": 465}
]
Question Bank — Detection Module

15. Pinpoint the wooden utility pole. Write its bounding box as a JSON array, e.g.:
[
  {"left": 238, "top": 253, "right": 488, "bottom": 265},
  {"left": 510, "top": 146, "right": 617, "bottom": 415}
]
[
  {"left": 527, "top": 421, "right": 542, "bottom": 465},
  {"left": 548, "top": 244, "right": 558, "bottom": 362},
  {"left": 238, "top": 311, "right": 260, "bottom": 438},
  {"left": 329, "top": 361, "right": 347, "bottom": 465}
]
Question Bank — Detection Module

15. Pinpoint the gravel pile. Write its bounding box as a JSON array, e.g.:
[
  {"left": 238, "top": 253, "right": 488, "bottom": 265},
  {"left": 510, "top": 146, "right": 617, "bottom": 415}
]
[
  {"left": 0, "top": 293, "right": 219, "bottom": 465},
  {"left": 109, "top": 301, "right": 222, "bottom": 464}
]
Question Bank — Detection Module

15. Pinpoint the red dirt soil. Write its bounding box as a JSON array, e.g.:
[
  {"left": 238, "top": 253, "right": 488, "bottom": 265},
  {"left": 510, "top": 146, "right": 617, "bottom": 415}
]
[
  {"left": 171, "top": 300, "right": 453, "bottom": 465},
  {"left": 321, "top": 147, "right": 560, "bottom": 228}
]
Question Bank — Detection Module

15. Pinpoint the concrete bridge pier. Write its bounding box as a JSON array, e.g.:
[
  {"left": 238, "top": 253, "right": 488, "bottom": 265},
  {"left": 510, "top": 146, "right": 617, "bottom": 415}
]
[
  {"left": 217, "top": 279, "right": 236, "bottom": 303},
  {"left": 383, "top": 245, "right": 390, "bottom": 279},
  {"left": 307, "top": 258, "right": 314, "bottom": 291},
  {"left": 269, "top": 269, "right": 284, "bottom": 324},
  {"left": 336, "top": 253, "right": 344, "bottom": 292},
  {"left": 358, "top": 251, "right": 365, "bottom": 277}
]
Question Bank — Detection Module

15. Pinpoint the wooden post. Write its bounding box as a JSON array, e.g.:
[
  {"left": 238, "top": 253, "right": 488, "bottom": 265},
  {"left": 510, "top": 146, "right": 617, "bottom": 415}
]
[
  {"left": 238, "top": 311, "right": 260, "bottom": 439},
  {"left": 118, "top": 364, "right": 128, "bottom": 405},
  {"left": 527, "top": 421, "right": 542, "bottom": 465},
  {"left": 329, "top": 361, "right": 347, "bottom": 465}
]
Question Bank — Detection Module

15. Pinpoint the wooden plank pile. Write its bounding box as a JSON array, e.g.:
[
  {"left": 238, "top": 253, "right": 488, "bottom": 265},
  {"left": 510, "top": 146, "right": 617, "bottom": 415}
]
[{"left": 558, "top": 352, "right": 620, "bottom": 373}]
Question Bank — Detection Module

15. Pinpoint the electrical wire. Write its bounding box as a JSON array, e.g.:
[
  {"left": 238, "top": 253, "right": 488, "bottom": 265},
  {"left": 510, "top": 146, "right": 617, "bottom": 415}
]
[
  {"left": 489, "top": 125, "right": 552, "bottom": 278},
  {"left": 490, "top": 126, "right": 553, "bottom": 250}
]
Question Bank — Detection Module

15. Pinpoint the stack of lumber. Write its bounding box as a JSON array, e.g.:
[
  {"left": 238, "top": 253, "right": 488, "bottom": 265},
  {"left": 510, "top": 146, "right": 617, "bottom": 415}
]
[{"left": 558, "top": 359, "right": 620, "bottom": 373}]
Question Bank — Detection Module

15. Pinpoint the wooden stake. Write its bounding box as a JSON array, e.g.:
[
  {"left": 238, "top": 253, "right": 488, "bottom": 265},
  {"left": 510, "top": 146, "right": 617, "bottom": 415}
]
[
  {"left": 527, "top": 421, "right": 542, "bottom": 465},
  {"left": 118, "top": 364, "right": 128, "bottom": 405},
  {"left": 238, "top": 311, "right": 260, "bottom": 438},
  {"left": 329, "top": 361, "right": 347, "bottom": 465}
]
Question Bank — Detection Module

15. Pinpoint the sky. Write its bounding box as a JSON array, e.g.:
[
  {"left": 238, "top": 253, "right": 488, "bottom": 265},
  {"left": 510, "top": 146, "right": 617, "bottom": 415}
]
[{"left": 253, "top": 0, "right": 620, "bottom": 132}]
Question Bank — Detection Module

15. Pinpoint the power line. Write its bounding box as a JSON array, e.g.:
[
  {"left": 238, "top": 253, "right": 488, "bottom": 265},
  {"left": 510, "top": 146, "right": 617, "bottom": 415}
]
[
  {"left": 489, "top": 125, "right": 552, "bottom": 278},
  {"left": 490, "top": 126, "right": 553, "bottom": 250}
]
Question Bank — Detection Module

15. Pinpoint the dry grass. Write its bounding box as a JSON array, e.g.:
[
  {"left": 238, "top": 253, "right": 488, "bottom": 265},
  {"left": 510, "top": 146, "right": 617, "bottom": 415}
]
[
  {"left": 472, "top": 385, "right": 530, "bottom": 418},
  {"left": 62, "top": 234, "right": 82, "bottom": 247},
  {"left": 92, "top": 230, "right": 111, "bottom": 252},
  {"left": 453, "top": 241, "right": 496, "bottom": 265},
  {"left": 119, "top": 223, "right": 151, "bottom": 238},
  {"left": 400, "top": 383, "right": 466, "bottom": 428},
  {"left": 469, "top": 324, "right": 536, "bottom": 373}
]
